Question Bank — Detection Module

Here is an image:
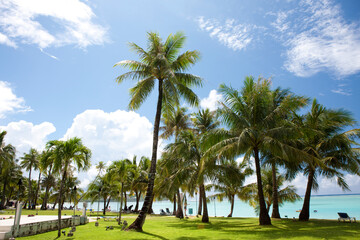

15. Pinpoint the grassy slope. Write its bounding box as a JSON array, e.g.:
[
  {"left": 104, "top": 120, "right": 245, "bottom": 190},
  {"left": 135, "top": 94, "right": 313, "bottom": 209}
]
[{"left": 7, "top": 213, "right": 358, "bottom": 240}]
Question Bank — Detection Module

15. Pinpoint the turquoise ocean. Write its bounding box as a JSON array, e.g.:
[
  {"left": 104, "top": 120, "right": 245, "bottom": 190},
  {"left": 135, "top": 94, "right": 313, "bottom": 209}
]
[{"left": 75, "top": 194, "right": 360, "bottom": 220}]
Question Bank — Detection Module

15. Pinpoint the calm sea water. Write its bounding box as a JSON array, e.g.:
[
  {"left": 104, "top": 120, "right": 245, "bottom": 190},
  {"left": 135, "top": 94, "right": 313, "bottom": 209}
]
[{"left": 71, "top": 194, "right": 360, "bottom": 220}]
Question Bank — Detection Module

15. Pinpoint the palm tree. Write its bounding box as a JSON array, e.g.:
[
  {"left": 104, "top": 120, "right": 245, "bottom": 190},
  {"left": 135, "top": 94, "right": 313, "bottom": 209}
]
[
  {"left": 40, "top": 149, "right": 55, "bottom": 210},
  {"left": 244, "top": 167, "right": 300, "bottom": 215},
  {"left": 114, "top": 31, "right": 202, "bottom": 231},
  {"left": 294, "top": 99, "right": 360, "bottom": 221},
  {"left": 208, "top": 158, "right": 253, "bottom": 217},
  {"left": 20, "top": 148, "right": 39, "bottom": 209},
  {"left": 130, "top": 156, "right": 150, "bottom": 212},
  {"left": 208, "top": 77, "right": 308, "bottom": 225},
  {"left": 0, "top": 131, "right": 16, "bottom": 209},
  {"left": 160, "top": 107, "right": 191, "bottom": 140},
  {"left": 108, "top": 159, "right": 134, "bottom": 224},
  {"left": 96, "top": 161, "right": 106, "bottom": 177},
  {"left": 47, "top": 137, "right": 91, "bottom": 237}
]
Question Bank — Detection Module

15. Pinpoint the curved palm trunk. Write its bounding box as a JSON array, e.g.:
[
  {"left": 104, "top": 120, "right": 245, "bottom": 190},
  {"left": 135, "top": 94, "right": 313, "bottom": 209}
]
[
  {"left": 106, "top": 196, "right": 111, "bottom": 209},
  {"left": 200, "top": 184, "right": 209, "bottom": 223},
  {"left": 299, "top": 169, "right": 315, "bottom": 221},
  {"left": 57, "top": 169, "right": 67, "bottom": 237},
  {"left": 197, "top": 188, "right": 202, "bottom": 216},
  {"left": 254, "top": 148, "right": 271, "bottom": 225},
  {"left": 28, "top": 168, "right": 33, "bottom": 210},
  {"left": 271, "top": 162, "right": 281, "bottom": 218},
  {"left": 227, "top": 195, "right": 234, "bottom": 217},
  {"left": 176, "top": 189, "right": 184, "bottom": 218},
  {"left": 127, "top": 79, "right": 163, "bottom": 232},
  {"left": 34, "top": 172, "right": 42, "bottom": 209}
]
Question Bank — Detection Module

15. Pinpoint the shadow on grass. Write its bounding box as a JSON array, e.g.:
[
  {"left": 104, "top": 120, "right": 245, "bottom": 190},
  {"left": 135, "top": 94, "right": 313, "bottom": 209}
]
[
  {"left": 138, "top": 231, "right": 169, "bottom": 240},
  {"left": 164, "top": 218, "right": 360, "bottom": 239}
]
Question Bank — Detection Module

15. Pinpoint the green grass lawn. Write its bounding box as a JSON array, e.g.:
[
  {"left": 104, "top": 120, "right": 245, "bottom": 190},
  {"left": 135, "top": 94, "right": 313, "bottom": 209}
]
[{"left": 3, "top": 210, "right": 357, "bottom": 240}]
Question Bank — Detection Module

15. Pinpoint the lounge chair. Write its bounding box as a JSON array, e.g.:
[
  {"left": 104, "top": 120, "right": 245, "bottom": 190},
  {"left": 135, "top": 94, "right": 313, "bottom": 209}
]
[
  {"left": 160, "top": 209, "right": 166, "bottom": 216},
  {"left": 166, "top": 208, "right": 172, "bottom": 215},
  {"left": 338, "top": 212, "right": 356, "bottom": 223}
]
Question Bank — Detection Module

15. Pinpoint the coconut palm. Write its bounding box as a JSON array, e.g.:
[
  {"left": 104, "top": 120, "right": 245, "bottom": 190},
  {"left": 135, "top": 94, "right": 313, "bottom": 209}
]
[
  {"left": 160, "top": 107, "right": 191, "bottom": 140},
  {"left": 244, "top": 167, "right": 300, "bottom": 215},
  {"left": 40, "top": 149, "right": 56, "bottom": 210},
  {"left": 0, "top": 131, "right": 16, "bottom": 209},
  {"left": 96, "top": 161, "right": 106, "bottom": 177},
  {"left": 208, "top": 158, "right": 253, "bottom": 217},
  {"left": 207, "top": 77, "right": 308, "bottom": 225},
  {"left": 108, "top": 159, "right": 135, "bottom": 224},
  {"left": 130, "top": 156, "right": 150, "bottom": 212},
  {"left": 20, "top": 148, "right": 39, "bottom": 209},
  {"left": 293, "top": 99, "right": 360, "bottom": 221},
  {"left": 114, "top": 31, "right": 202, "bottom": 231},
  {"left": 47, "top": 137, "right": 91, "bottom": 237}
]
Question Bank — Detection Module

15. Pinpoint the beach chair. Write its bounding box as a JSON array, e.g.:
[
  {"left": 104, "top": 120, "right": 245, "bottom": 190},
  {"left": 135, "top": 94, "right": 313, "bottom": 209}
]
[
  {"left": 337, "top": 212, "right": 356, "bottom": 223},
  {"left": 165, "top": 208, "right": 172, "bottom": 215},
  {"left": 160, "top": 209, "right": 166, "bottom": 215}
]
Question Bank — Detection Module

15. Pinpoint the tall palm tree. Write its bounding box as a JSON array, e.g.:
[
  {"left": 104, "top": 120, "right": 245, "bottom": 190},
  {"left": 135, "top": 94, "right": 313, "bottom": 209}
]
[
  {"left": 294, "top": 99, "right": 360, "bottom": 221},
  {"left": 47, "top": 137, "right": 91, "bottom": 237},
  {"left": 114, "top": 31, "right": 202, "bottom": 231},
  {"left": 160, "top": 107, "right": 191, "bottom": 140},
  {"left": 208, "top": 77, "right": 308, "bottom": 225},
  {"left": 20, "top": 148, "right": 39, "bottom": 209},
  {"left": 0, "top": 131, "right": 16, "bottom": 209}
]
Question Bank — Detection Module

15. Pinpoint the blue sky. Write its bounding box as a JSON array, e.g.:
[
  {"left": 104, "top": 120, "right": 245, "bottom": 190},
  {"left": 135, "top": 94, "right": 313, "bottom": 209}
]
[{"left": 0, "top": 0, "right": 360, "bottom": 195}]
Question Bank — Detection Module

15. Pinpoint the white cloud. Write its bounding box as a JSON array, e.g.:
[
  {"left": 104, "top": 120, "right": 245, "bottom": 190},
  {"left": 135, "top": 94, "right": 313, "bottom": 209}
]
[
  {"left": 196, "top": 16, "right": 254, "bottom": 51},
  {"left": 0, "top": 81, "right": 32, "bottom": 118},
  {"left": 79, "top": 178, "right": 90, "bottom": 189},
  {"left": 0, "top": 120, "right": 56, "bottom": 155},
  {"left": 331, "top": 88, "right": 351, "bottom": 96},
  {"left": 0, "top": 0, "right": 108, "bottom": 49},
  {"left": 279, "top": 0, "right": 360, "bottom": 77},
  {"left": 200, "top": 90, "right": 222, "bottom": 111},
  {"left": 63, "top": 109, "right": 155, "bottom": 165},
  {"left": 0, "top": 32, "right": 16, "bottom": 47}
]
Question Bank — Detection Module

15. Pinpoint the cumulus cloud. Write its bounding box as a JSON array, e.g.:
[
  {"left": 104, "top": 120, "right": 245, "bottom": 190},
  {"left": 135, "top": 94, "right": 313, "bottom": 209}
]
[
  {"left": 200, "top": 90, "right": 222, "bottom": 111},
  {"left": 63, "top": 109, "right": 155, "bottom": 164},
  {"left": 0, "top": 81, "right": 32, "bottom": 118},
  {"left": 0, "top": 120, "right": 56, "bottom": 155},
  {"left": 0, "top": 0, "right": 108, "bottom": 49},
  {"left": 196, "top": 16, "right": 255, "bottom": 51},
  {"left": 63, "top": 109, "right": 156, "bottom": 189},
  {"left": 275, "top": 0, "right": 360, "bottom": 77}
]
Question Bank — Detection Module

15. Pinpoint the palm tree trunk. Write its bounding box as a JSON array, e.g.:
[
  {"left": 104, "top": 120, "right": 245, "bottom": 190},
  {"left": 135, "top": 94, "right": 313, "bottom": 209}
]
[
  {"left": 103, "top": 197, "right": 107, "bottom": 215},
  {"left": 198, "top": 186, "right": 202, "bottom": 215},
  {"left": 34, "top": 172, "right": 41, "bottom": 209},
  {"left": 176, "top": 189, "right": 184, "bottom": 218},
  {"left": 134, "top": 191, "right": 140, "bottom": 212},
  {"left": 42, "top": 166, "right": 53, "bottom": 210},
  {"left": 0, "top": 176, "right": 8, "bottom": 210},
  {"left": 254, "top": 147, "right": 271, "bottom": 225},
  {"left": 173, "top": 193, "right": 176, "bottom": 215},
  {"left": 299, "top": 169, "right": 315, "bottom": 221},
  {"left": 106, "top": 196, "right": 111, "bottom": 209},
  {"left": 124, "top": 192, "right": 127, "bottom": 209},
  {"left": 271, "top": 162, "right": 281, "bottom": 218},
  {"left": 200, "top": 184, "right": 209, "bottom": 223},
  {"left": 28, "top": 168, "right": 33, "bottom": 209},
  {"left": 127, "top": 79, "right": 163, "bottom": 231},
  {"left": 228, "top": 195, "right": 234, "bottom": 217},
  {"left": 57, "top": 169, "right": 67, "bottom": 237},
  {"left": 118, "top": 182, "right": 124, "bottom": 225}
]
